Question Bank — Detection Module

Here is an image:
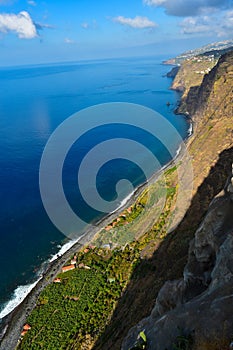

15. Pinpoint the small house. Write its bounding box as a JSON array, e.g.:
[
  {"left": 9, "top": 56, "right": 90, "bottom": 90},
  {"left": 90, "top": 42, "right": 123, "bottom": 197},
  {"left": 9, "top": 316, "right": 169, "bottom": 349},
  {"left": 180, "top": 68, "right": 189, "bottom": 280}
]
[
  {"left": 23, "top": 324, "right": 31, "bottom": 331},
  {"left": 61, "top": 264, "right": 75, "bottom": 273},
  {"left": 53, "top": 278, "right": 61, "bottom": 283}
]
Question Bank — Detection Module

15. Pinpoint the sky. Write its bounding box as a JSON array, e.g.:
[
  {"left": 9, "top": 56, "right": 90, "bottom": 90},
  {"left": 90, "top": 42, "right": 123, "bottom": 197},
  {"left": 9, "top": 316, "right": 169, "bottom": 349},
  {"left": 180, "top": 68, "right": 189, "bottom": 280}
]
[{"left": 0, "top": 0, "right": 233, "bottom": 66}]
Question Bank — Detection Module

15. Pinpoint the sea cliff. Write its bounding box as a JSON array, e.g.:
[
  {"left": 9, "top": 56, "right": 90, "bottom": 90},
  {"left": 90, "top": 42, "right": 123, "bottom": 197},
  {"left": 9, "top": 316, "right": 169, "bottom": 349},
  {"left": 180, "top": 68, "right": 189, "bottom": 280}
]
[
  {"left": 1, "top": 51, "right": 232, "bottom": 350},
  {"left": 122, "top": 51, "right": 233, "bottom": 350}
]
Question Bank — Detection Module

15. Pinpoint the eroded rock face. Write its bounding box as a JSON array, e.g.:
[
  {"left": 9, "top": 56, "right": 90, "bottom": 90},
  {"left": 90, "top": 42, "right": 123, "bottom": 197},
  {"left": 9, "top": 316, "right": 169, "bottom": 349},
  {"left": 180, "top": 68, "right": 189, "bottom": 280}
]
[{"left": 122, "top": 166, "right": 233, "bottom": 350}]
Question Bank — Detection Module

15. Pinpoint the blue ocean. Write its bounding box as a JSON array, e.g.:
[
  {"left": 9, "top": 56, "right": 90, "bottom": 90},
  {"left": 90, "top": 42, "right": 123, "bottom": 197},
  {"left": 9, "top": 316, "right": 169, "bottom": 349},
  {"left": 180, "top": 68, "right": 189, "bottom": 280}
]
[{"left": 0, "top": 56, "right": 188, "bottom": 318}]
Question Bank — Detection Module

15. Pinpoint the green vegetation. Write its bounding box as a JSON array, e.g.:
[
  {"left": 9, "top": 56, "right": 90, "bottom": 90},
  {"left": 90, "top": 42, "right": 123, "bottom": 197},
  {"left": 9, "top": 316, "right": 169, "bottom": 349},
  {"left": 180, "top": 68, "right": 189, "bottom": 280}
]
[
  {"left": 18, "top": 247, "right": 140, "bottom": 350},
  {"left": 17, "top": 170, "right": 178, "bottom": 350},
  {"left": 12, "top": 51, "right": 233, "bottom": 350},
  {"left": 93, "top": 175, "right": 176, "bottom": 248},
  {"left": 128, "top": 329, "right": 193, "bottom": 350},
  {"left": 164, "top": 165, "right": 178, "bottom": 176},
  {"left": 129, "top": 331, "right": 147, "bottom": 349}
]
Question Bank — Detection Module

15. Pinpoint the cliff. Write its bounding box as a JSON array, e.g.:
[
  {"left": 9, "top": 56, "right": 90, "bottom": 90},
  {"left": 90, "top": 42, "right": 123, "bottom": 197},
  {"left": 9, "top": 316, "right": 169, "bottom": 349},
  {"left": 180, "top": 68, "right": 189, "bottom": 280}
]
[
  {"left": 171, "top": 56, "right": 217, "bottom": 114},
  {"left": 186, "top": 51, "right": 233, "bottom": 117},
  {"left": 187, "top": 51, "right": 233, "bottom": 190},
  {"left": 122, "top": 51, "right": 233, "bottom": 350},
  {"left": 166, "top": 66, "right": 180, "bottom": 78},
  {"left": 122, "top": 165, "right": 233, "bottom": 350}
]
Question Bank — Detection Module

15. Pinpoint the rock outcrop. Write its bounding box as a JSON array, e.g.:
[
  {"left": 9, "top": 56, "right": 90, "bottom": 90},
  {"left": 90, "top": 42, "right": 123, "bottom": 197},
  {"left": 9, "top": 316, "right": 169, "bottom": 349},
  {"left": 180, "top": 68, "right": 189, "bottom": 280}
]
[
  {"left": 172, "top": 51, "right": 233, "bottom": 116},
  {"left": 186, "top": 51, "right": 233, "bottom": 117},
  {"left": 122, "top": 166, "right": 233, "bottom": 350},
  {"left": 166, "top": 66, "right": 180, "bottom": 79},
  {"left": 171, "top": 56, "right": 217, "bottom": 114}
]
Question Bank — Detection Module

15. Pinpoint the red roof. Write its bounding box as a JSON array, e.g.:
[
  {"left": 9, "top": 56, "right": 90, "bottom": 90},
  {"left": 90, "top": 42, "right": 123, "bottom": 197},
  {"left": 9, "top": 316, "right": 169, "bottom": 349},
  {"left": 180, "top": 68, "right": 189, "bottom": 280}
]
[
  {"left": 62, "top": 264, "right": 75, "bottom": 272},
  {"left": 23, "top": 324, "right": 31, "bottom": 331},
  {"left": 53, "top": 278, "right": 61, "bottom": 283},
  {"left": 88, "top": 245, "right": 96, "bottom": 249}
]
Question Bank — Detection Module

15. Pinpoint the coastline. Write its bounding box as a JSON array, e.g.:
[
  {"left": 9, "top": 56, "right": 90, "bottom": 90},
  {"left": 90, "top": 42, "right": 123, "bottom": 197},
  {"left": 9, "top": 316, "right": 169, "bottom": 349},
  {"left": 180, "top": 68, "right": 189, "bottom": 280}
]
[
  {"left": 0, "top": 136, "right": 193, "bottom": 350},
  {"left": 0, "top": 74, "right": 193, "bottom": 350}
]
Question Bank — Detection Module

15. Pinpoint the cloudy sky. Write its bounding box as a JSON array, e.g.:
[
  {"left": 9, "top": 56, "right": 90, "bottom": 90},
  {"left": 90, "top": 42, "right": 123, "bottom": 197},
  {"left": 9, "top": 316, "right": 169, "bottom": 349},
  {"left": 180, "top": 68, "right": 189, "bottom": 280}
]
[{"left": 0, "top": 0, "right": 233, "bottom": 66}]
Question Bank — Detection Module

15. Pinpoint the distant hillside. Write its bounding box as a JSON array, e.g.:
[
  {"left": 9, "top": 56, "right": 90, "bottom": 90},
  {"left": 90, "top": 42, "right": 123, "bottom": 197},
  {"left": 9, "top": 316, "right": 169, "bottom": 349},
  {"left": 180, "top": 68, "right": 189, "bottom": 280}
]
[
  {"left": 164, "top": 39, "right": 233, "bottom": 65},
  {"left": 170, "top": 55, "right": 218, "bottom": 114},
  {"left": 171, "top": 48, "right": 233, "bottom": 116}
]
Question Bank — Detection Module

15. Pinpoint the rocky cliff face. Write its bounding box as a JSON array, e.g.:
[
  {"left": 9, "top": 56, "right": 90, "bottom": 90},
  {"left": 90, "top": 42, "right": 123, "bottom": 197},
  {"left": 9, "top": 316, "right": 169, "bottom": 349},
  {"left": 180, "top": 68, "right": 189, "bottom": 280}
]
[
  {"left": 122, "top": 52, "right": 233, "bottom": 350},
  {"left": 173, "top": 51, "right": 233, "bottom": 118},
  {"left": 186, "top": 51, "right": 233, "bottom": 117},
  {"left": 122, "top": 166, "right": 233, "bottom": 350},
  {"left": 166, "top": 66, "right": 180, "bottom": 78},
  {"left": 171, "top": 56, "right": 217, "bottom": 114},
  {"left": 187, "top": 51, "right": 233, "bottom": 192}
]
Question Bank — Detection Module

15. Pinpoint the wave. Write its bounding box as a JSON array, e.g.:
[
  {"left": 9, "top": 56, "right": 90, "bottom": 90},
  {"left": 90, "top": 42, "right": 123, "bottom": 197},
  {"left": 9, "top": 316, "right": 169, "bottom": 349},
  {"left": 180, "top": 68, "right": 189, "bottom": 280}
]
[
  {"left": 0, "top": 233, "right": 88, "bottom": 320},
  {"left": 0, "top": 278, "right": 42, "bottom": 320},
  {"left": 49, "top": 240, "right": 77, "bottom": 262},
  {"left": 188, "top": 121, "right": 193, "bottom": 136},
  {"left": 110, "top": 191, "right": 135, "bottom": 215},
  {"left": 119, "top": 191, "right": 135, "bottom": 208},
  {"left": 0, "top": 141, "right": 187, "bottom": 320},
  {"left": 0, "top": 142, "right": 184, "bottom": 320},
  {"left": 175, "top": 145, "right": 182, "bottom": 158},
  {"left": 108, "top": 145, "right": 184, "bottom": 217},
  {"left": 49, "top": 234, "right": 85, "bottom": 262}
]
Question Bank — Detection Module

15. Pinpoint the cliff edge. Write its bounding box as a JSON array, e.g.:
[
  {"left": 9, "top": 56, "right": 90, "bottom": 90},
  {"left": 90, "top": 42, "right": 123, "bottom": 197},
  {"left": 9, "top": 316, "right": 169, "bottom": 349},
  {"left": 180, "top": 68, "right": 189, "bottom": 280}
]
[
  {"left": 122, "top": 51, "right": 233, "bottom": 350},
  {"left": 122, "top": 166, "right": 233, "bottom": 350}
]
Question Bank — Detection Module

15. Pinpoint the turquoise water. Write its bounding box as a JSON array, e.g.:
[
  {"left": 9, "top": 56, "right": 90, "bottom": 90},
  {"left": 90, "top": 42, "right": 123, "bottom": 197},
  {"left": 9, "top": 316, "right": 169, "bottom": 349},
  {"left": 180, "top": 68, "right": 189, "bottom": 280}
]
[{"left": 0, "top": 56, "right": 187, "bottom": 317}]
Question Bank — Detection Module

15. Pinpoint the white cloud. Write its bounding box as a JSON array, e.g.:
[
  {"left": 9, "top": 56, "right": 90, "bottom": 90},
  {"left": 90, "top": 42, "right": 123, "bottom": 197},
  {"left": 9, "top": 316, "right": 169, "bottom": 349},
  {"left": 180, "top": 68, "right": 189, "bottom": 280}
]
[
  {"left": 64, "top": 37, "right": 75, "bottom": 44},
  {"left": 28, "top": 0, "right": 36, "bottom": 6},
  {"left": 81, "top": 20, "right": 97, "bottom": 30},
  {"left": 113, "top": 15, "right": 157, "bottom": 29},
  {"left": 0, "top": 11, "right": 37, "bottom": 38},
  {"left": 81, "top": 22, "right": 89, "bottom": 29},
  {"left": 144, "top": 0, "right": 166, "bottom": 5},
  {"left": 143, "top": 0, "right": 231, "bottom": 17},
  {"left": 180, "top": 10, "right": 233, "bottom": 37},
  {"left": 223, "top": 10, "right": 233, "bottom": 28},
  {"left": 180, "top": 16, "right": 211, "bottom": 34},
  {"left": 219, "top": 10, "right": 233, "bottom": 35},
  {"left": 0, "top": 0, "right": 14, "bottom": 5},
  {"left": 35, "top": 22, "right": 54, "bottom": 30}
]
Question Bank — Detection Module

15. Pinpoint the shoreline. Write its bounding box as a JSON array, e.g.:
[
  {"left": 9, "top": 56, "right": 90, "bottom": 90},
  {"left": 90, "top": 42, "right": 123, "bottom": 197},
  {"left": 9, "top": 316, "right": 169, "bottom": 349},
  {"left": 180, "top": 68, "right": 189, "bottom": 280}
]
[
  {"left": 0, "top": 132, "right": 192, "bottom": 350},
  {"left": 0, "top": 79, "right": 193, "bottom": 350}
]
